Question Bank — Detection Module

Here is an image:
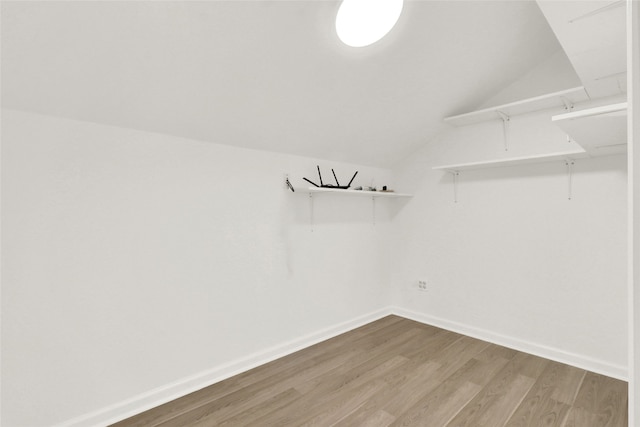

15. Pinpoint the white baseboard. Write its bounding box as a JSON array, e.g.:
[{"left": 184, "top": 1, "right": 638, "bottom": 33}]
[
  {"left": 389, "top": 306, "right": 628, "bottom": 382},
  {"left": 55, "top": 307, "right": 393, "bottom": 427},
  {"left": 57, "top": 305, "right": 626, "bottom": 427}
]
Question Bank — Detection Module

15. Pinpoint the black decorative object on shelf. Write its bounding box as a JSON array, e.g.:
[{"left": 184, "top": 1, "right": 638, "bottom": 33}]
[{"left": 304, "top": 166, "right": 358, "bottom": 190}]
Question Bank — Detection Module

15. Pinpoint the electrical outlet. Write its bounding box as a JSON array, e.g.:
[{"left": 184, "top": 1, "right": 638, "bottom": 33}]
[{"left": 417, "top": 280, "right": 428, "bottom": 292}]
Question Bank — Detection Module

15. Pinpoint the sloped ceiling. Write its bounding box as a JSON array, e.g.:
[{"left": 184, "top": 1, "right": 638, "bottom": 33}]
[
  {"left": 536, "top": 0, "right": 626, "bottom": 100},
  {"left": 2, "top": 1, "right": 568, "bottom": 167}
]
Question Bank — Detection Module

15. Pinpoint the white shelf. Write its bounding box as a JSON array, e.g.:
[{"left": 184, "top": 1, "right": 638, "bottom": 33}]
[
  {"left": 301, "top": 187, "right": 412, "bottom": 198},
  {"left": 552, "top": 102, "right": 628, "bottom": 156},
  {"left": 432, "top": 149, "right": 586, "bottom": 173},
  {"left": 296, "top": 187, "right": 412, "bottom": 228},
  {"left": 444, "top": 86, "right": 590, "bottom": 127}
]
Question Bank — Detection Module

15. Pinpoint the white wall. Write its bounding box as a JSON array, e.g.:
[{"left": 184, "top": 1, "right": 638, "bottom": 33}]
[
  {"left": 1, "top": 109, "right": 395, "bottom": 426},
  {"left": 477, "top": 50, "right": 582, "bottom": 108},
  {"left": 2, "top": 105, "right": 629, "bottom": 425},
  {"left": 390, "top": 108, "right": 628, "bottom": 378}
]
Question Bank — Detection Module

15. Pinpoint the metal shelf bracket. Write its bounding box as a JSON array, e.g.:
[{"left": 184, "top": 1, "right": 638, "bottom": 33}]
[
  {"left": 560, "top": 96, "right": 574, "bottom": 112},
  {"left": 497, "top": 111, "right": 510, "bottom": 151},
  {"left": 449, "top": 170, "right": 460, "bottom": 203},
  {"left": 565, "top": 160, "right": 575, "bottom": 200},
  {"left": 309, "top": 193, "right": 314, "bottom": 231},
  {"left": 372, "top": 196, "right": 376, "bottom": 226}
]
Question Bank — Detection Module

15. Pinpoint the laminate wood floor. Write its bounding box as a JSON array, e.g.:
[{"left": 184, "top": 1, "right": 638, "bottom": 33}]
[{"left": 112, "top": 316, "right": 628, "bottom": 427}]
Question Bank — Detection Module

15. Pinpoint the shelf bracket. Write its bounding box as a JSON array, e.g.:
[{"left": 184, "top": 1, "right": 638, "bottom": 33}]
[
  {"left": 372, "top": 196, "right": 376, "bottom": 226},
  {"left": 559, "top": 96, "right": 574, "bottom": 112},
  {"left": 309, "top": 193, "right": 314, "bottom": 231},
  {"left": 497, "top": 111, "right": 510, "bottom": 151},
  {"left": 448, "top": 170, "right": 460, "bottom": 203},
  {"left": 565, "top": 160, "right": 575, "bottom": 201}
]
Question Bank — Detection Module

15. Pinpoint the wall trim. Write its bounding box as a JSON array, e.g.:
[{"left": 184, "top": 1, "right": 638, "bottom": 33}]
[
  {"left": 54, "top": 307, "right": 393, "bottom": 427},
  {"left": 389, "top": 306, "right": 628, "bottom": 382},
  {"left": 56, "top": 305, "right": 627, "bottom": 426}
]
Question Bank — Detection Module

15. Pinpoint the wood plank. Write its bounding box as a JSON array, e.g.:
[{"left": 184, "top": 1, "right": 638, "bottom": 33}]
[
  {"left": 399, "top": 328, "right": 463, "bottom": 361},
  {"left": 551, "top": 366, "right": 586, "bottom": 405},
  {"left": 156, "top": 348, "right": 363, "bottom": 426},
  {"left": 444, "top": 353, "right": 544, "bottom": 427},
  {"left": 293, "top": 327, "right": 427, "bottom": 395},
  {"left": 358, "top": 409, "right": 396, "bottom": 426},
  {"left": 565, "top": 372, "right": 628, "bottom": 427},
  {"left": 504, "top": 362, "right": 584, "bottom": 427},
  {"left": 389, "top": 344, "right": 514, "bottom": 427},
  {"left": 221, "top": 352, "right": 411, "bottom": 426},
  {"left": 390, "top": 381, "right": 482, "bottom": 427},
  {"left": 261, "top": 358, "right": 428, "bottom": 426},
  {"left": 334, "top": 405, "right": 397, "bottom": 427},
  {"left": 330, "top": 330, "right": 470, "bottom": 423},
  {"left": 211, "top": 388, "right": 302, "bottom": 427},
  {"left": 297, "top": 379, "right": 388, "bottom": 426},
  {"left": 561, "top": 407, "right": 623, "bottom": 427},
  {"left": 381, "top": 336, "right": 491, "bottom": 418}
]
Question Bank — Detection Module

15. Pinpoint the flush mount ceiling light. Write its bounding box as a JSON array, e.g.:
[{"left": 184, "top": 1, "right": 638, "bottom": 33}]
[{"left": 336, "top": 0, "right": 404, "bottom": 47}]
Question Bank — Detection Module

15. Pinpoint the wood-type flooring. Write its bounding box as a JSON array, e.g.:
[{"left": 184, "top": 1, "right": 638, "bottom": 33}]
[{"left": 112, "top": 315, "right": 628, "bottom": 427}]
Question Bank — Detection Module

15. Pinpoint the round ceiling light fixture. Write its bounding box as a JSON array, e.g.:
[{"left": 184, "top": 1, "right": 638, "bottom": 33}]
[{"left": 336, "top": 0, "right": 404, "bottom": 47}]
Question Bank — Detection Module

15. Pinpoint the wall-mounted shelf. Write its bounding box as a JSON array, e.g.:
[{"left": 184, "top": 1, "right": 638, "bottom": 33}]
[
  {"left": 444, "top": 86, "right": 590, "bottom": 127},
  {"left": 432, "top": 149, "right": 586, "bottom": 173},
  {"left": 552, "top": 102, "right": 627, "bottom": 156},
  {"left": 294, "top": 187, "right": 412, "bottom": 230},
  {"left": 301, "top": 187, "right": 413, "bottom": 198},
  {"left": 435, "top": 89, "right": 620, "bottom": 203}
]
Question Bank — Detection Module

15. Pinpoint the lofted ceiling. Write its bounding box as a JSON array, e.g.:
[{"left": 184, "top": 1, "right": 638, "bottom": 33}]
[
  {"left": 2, "top": 1, "right": 572, "bottom": 167},
  {"left": 536, "top": 0, "right": 627, "bottom": 100}
]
